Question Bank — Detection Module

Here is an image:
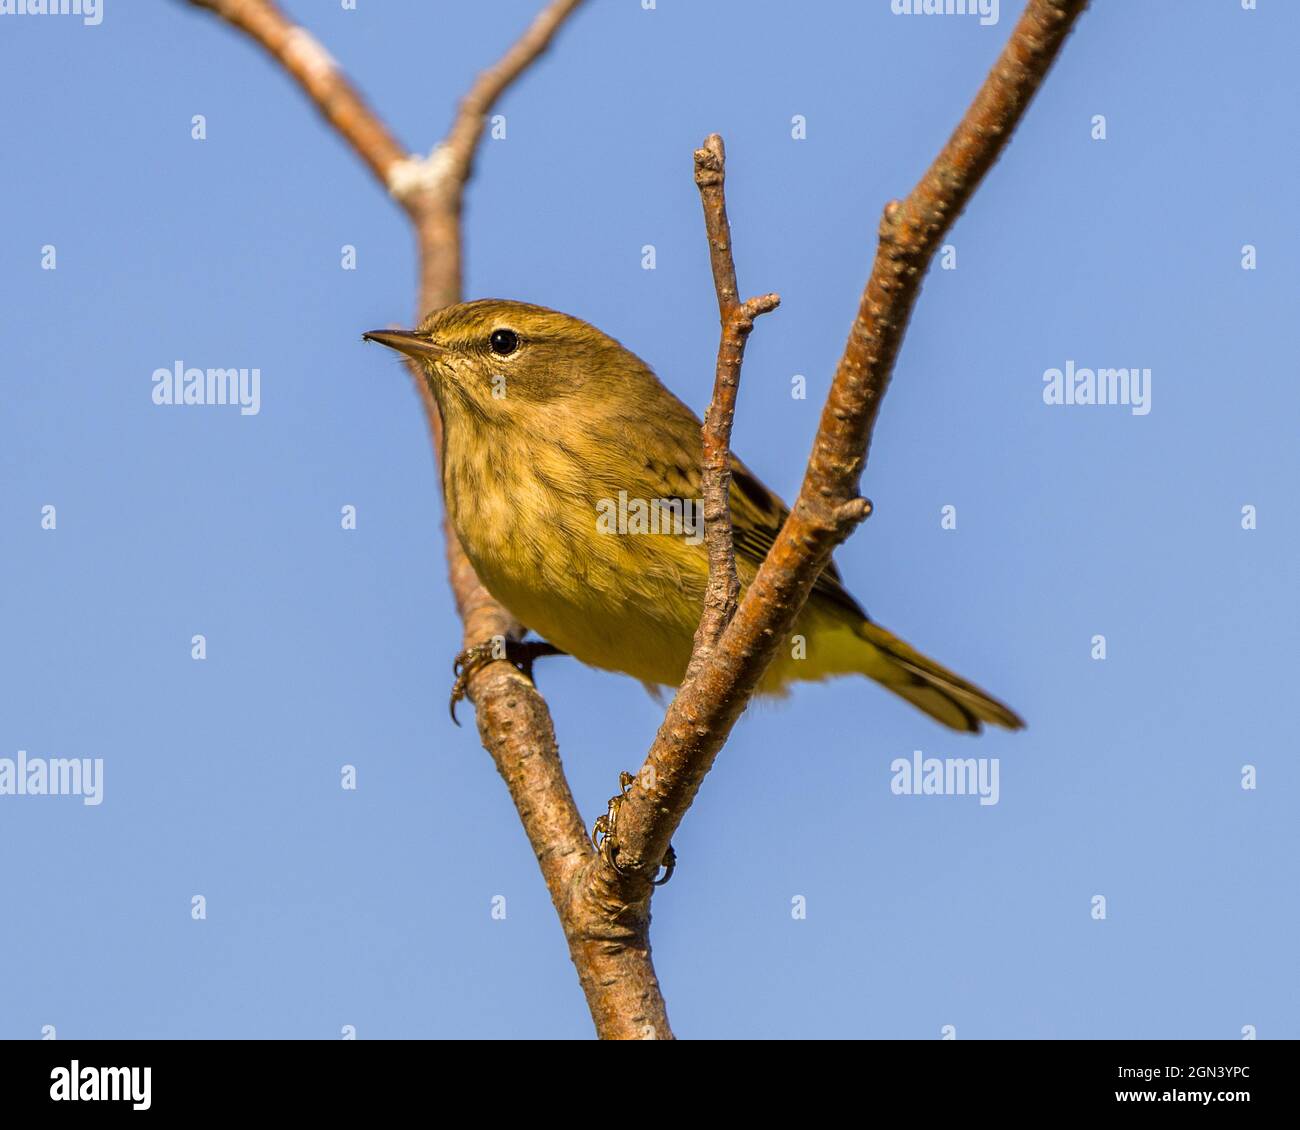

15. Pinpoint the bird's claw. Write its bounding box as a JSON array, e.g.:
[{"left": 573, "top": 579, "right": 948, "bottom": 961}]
[
  {"left": 653, "top": 844, "right": 677, "bottom": 887},
  {"left": 450, "top": 639, "right": 566, "bottom": 725},
  {"left": 450, "top": 642, "right": 495, "bottom": 725},
  {"left": 592, "top": 770, "right": 677, "bottom": 886},
  {"left": 592, "top": 771, "right": 635, "bottom": 858}
]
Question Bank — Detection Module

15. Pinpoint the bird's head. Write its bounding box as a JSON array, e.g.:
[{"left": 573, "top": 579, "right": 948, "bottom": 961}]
[{"left": 364, "top": 299, "right": 643, "bottom": 425}]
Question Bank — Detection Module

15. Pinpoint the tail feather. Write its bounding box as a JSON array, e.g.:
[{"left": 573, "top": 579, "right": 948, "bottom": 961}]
[{"left": 855, "top": 621, "right": 1025, "bottom": 734}]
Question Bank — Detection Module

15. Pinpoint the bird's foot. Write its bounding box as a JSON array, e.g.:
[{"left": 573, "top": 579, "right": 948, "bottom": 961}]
[
  {"left": 592, "top": 770, "right": 677, "bottom": 886},
  {"left": 449, "top": 638, "right": 565, "bottom": 725}
]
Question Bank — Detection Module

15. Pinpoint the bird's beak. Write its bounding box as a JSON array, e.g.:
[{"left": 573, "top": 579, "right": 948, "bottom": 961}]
[{"left": 362, "top": 329, "right": 446, "bottom": 360}]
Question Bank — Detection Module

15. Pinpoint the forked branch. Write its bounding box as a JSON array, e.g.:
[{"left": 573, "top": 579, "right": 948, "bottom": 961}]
[
  {"left": 602, "top": 0, "right": 1090, "bottom": 883},
  {"left": 182, "top": 0, "right": 663, "bottom": 1039}
]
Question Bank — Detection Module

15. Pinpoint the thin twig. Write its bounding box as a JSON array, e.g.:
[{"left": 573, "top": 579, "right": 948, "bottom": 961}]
[
  {"left": 441, "top": 0, "right": 586, "bottom": 185},
  {"left": 686, "top": 134, "right": 779, "bottom": 679}
]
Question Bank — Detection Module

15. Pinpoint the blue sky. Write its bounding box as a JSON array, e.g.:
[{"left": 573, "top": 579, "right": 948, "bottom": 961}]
[{"left": 1, "top": 0, "right": 1295, "bottom": 1039}]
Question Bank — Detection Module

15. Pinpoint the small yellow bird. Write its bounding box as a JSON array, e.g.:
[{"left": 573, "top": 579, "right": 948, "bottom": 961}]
[{"left": 366, "top": 299, "right": 1023, "bottom": 733}]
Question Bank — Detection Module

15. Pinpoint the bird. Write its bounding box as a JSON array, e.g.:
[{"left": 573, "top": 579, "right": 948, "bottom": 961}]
[{"left": 365, "top": 299, "right": 1024, "bottom": 733}]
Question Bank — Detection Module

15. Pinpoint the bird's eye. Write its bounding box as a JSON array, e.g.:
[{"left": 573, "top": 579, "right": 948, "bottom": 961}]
[{"left": 489, "top": 328, "right": 519, "bottom": 355}]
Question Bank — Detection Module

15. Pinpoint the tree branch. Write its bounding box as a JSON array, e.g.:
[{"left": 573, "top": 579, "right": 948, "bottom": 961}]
[
  {"left": 184, "top": 0, "right": 675, "bottom": 1040},
  {"left": 604, "top": 0, "right": 1090, "bottom": 881}
]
